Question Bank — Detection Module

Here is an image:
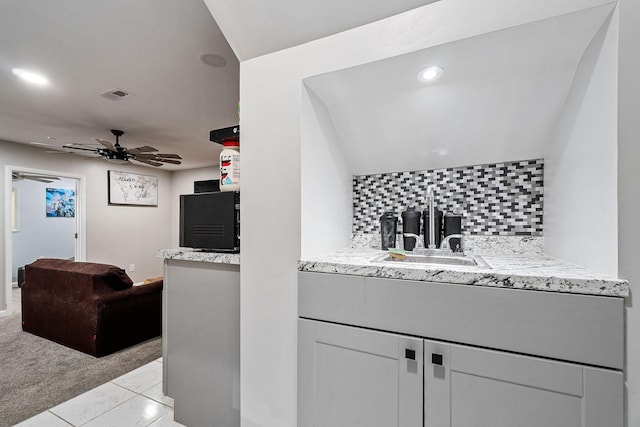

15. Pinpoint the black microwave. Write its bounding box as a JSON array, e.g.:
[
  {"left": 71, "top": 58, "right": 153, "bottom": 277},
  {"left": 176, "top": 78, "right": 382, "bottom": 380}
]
[{"left": 179, "top": 191, "right": 239, "bottom": 252}]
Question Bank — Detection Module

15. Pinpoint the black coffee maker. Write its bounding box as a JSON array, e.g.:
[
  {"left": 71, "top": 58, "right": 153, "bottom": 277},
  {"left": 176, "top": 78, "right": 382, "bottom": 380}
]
[
  {"left": 401, "top": 206, "right": 422, "bottom": 251},
  {"left": 443, "top": 213, "right": 463, "bottom": 252}
]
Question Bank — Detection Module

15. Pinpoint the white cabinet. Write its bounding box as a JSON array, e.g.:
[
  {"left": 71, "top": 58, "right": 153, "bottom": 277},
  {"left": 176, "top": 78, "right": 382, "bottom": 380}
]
[
  {"left": 298, "top": 319, "right": 422, "bottom": 427},
  {"left": 299, "top": 320, "right": 623, "bottom": 427},
  {"left": 298, "top": 272, "right": 625, "bottom": 427},
  {"left": 424, "top": 340, "right": 623, "bottom": 427}
]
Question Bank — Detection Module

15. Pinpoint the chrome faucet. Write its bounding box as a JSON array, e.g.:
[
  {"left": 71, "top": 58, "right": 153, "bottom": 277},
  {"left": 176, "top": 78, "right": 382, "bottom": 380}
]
[
  {"left": 426, "top": 185, "right": 436, "bottom": 249},
  {"left": 407, "top": 233, "right": 464, "bottom": 255},
  {"left": 440, "top": 233, "right": 463, "bottom": 252},
  {"left": 402, "top": 184, "right": 466, "bottom": 255}
]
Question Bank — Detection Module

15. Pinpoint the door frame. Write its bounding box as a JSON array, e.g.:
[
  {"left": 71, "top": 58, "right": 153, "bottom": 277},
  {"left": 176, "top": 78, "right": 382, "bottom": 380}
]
[{"left": 3, "top": 165, "right": 87, "bottom": 316}]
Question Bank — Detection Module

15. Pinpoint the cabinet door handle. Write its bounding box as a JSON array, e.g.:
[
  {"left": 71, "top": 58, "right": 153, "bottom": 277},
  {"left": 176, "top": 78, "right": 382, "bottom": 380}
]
[
  {"left": 432, "top": 353, "right": 443, "bottom": 365},
  {"left": 405, "top": 349, "right": 416, "bottom": 360}
]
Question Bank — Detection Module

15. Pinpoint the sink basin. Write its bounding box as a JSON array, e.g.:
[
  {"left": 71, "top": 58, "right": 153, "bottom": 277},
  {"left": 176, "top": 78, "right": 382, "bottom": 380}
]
[{"left": 372, "top": 253, "right": 490, "bottom": 268}]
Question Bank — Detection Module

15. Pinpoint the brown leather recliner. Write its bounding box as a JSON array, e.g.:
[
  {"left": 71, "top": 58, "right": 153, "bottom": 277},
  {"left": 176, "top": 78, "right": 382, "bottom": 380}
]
[{"left": 22, "top": 258, "right": 162, "bottom": 357}]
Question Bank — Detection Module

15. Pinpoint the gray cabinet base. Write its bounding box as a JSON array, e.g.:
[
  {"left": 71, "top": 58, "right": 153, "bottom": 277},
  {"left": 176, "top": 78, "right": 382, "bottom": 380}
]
[
  {"left": 298, "top": 272, "right": 625, "bottom": 427},
  {"left": 164, "top": 259, "right": 240, "bottom": 427},
  {"left": 299, "top": 272, "right": 624, "bottom": 369}
]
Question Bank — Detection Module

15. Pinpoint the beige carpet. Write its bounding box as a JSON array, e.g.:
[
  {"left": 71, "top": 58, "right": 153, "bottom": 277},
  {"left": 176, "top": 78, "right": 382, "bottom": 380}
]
[{"left": 0, "top": 288, "right": 162, "bottom": 426}]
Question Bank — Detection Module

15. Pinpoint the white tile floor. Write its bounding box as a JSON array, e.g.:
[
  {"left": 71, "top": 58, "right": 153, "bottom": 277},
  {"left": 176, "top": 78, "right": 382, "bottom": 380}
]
[{"left": 14, "top": 358, "right": 185, "bottom": 427}]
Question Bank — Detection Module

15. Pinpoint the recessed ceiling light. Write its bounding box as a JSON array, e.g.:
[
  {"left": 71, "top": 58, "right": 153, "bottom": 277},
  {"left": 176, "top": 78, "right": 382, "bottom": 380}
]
[
  {"left": 11, "top": 68, "right": 49, "bottom": 86},
  {"left": 417, "top": 66, "right": 444, "bottom": 82},
  {"left": 199, "top": 53, "right": 227, "bottom": 68}
]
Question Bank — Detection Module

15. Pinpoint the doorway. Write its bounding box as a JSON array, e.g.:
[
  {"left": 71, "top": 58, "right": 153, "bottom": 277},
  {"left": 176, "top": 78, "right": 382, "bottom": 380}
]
[{"left": 3, "top": 166, "right": 86, "bottom": 316}]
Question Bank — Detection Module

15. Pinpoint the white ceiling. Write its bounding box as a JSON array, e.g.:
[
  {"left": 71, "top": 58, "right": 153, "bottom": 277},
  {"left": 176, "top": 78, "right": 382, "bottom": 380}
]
[
  {"left": 202, "top": 0, "right": 440, "bottom": 61},
  {"left": 0, "top": 1, "right": 614, "bottom": 173},
  {"left": 0, "top": 0, "right": 443, "bottom": 170},
  {"left": 303, "top": 5, "right": 615, "bottom": 175},
  {"left": 0, "top": 0, "right": 240, "bottom": 170}
]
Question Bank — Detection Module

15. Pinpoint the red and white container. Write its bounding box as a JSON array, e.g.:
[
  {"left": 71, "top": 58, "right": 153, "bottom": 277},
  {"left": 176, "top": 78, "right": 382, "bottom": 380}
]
[{"left": 220, "top": 139, "right": 240, "bottom": 192}]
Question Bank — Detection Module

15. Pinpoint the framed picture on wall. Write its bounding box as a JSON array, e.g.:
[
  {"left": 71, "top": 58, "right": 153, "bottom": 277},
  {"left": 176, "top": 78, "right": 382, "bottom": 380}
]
[
  {"left": 108, "top": 170, "right": 158, "bottom": 206},
  {"left": 46, "top": 188, "right": 76, "bottom": 217}
]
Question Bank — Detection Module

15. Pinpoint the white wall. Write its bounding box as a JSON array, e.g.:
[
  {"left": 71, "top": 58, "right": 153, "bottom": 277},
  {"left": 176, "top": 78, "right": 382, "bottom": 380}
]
[
  {"left": 239, "top": 1, "right": 613, "bottom": 426},
  {"left": 618, "top": 1, "right": 640, "bottom": 425},
  {"left": 544, "top": 11, "right": 618, "bottom": 276},
  {"left": 11, "top": 177, "right": 77, "bottom": 281},
  {"left": 0, "top": 140, "right": 173, "bottom": 312},
  {"left": 169, "top": 166, "right": 220, "bottom": 248},
  {"left": 300, "top": 84, "right": 352, "bottom": 256}
]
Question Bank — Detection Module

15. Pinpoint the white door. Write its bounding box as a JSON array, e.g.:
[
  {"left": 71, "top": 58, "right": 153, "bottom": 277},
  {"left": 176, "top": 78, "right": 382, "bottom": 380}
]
[
  {"left": 11, "top": 175, "right": 78, "bottom": 281},
  {"left": 424, "top": 339, "right": 623, "bottom": 427},
  {"left": 299, "top": 319, "right": 423, "bottom": 427},
  {"left": 4, "top": 166, "right": 86, "bottom": 315}
]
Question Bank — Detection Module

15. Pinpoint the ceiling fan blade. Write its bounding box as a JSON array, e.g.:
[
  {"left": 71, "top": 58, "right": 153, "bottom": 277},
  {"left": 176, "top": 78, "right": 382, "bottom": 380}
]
[
  {"left": 154, "top": 153, "right": 182, "bottom": 159},
  {"left": 62, "top": 144, "right": 100, "bottom": 153},
  {"left": 14, "top": 173, "right": 52, "bottom": 179},
  {"left": 132, "top": 153, "right": 157, "bottom": 159},
  {"left": 27, "top": 175, "right": 59, "bottom": 180},
  {"left": 127, "top": 146, "right": 159, "bottom": 154},
  {"left": 26, "top": 142, "right": 60, "bottom": 149},
  {"left": 12, "top": 172, "right": 60, "bottom": 182},
  {"left": 156, "top": 158, "right": 182, "bottom": 165},
  {"left": 95, "top": 138, "right": 117, "bottom": 152},
  {"left": 133, "top": 158, "right": 163, "bottom": 167},
  {"left": 131, "top": 154, "right": 182, "bottom": 165}
]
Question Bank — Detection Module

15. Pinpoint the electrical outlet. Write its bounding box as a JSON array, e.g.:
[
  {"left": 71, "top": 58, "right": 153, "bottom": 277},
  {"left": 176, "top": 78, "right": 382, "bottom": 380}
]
[{"left": 129, "top": 264, "right": 135, "bottom": 272}]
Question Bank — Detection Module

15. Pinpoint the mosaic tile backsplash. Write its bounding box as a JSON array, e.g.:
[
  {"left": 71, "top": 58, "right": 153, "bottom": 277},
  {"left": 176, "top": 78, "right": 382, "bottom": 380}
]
[{"left": 353, "top": 159, "right": 544, "bottom": 236}]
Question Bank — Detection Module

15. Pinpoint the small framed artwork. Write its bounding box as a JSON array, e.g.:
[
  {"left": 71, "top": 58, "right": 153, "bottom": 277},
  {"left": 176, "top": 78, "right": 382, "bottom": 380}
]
[
  {"left": 46, "top": 188, "right": 76, "bottom": 217},
  {"left": 108, "top": 170, "right": 158, "bottom": 206}
]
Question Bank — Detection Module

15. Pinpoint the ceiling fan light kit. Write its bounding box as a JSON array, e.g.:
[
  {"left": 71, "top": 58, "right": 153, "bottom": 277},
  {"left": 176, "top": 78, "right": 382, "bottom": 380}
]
[{"left": 62, "top": 129, "right": 182, "bottom": 167}]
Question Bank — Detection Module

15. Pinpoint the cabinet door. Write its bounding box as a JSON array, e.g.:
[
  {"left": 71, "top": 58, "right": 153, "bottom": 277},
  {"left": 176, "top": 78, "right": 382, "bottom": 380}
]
[
  {"left": 424, "top": 340, "right": 623, "bottom": 427},
  {"left": 299, "top": 319, "right": 422, "bottom": 427}
]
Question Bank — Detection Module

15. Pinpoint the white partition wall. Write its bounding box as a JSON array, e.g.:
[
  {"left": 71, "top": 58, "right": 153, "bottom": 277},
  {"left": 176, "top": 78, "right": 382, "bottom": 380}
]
[
  {"left": 618, "top": 1, "right": 640, "bottom": 425},
  {"left": 544, "top": 11, "right": 618, "bottom": 276},
  {"left": 239, "top": 1, "right": 617, "bottom": 426},
  {"left": 300, "top": 84, "right": 352, "bottom": 257}
]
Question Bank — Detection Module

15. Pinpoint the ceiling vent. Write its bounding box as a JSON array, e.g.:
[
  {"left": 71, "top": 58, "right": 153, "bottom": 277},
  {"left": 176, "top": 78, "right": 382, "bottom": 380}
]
[{"left": 100, "top": 88, "right": 134, "bottom": 101}]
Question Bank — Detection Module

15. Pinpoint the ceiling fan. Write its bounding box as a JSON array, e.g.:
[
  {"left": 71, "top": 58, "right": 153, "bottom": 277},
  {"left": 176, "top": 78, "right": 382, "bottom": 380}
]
[
  {"left": 12, "top": 171, "right": 61, "bottom": 183},
  {"left": 62, "top": 129, "right": 182, "bottom": 167}
]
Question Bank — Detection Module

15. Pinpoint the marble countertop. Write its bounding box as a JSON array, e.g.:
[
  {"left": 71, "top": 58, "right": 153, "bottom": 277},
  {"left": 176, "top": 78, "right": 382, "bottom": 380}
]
[
  {"left": 298, "top": 248, "right": 629, "bottom": 297},
  {"left": 158, "top": 249, "right": 240, "bottom": 265}
]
